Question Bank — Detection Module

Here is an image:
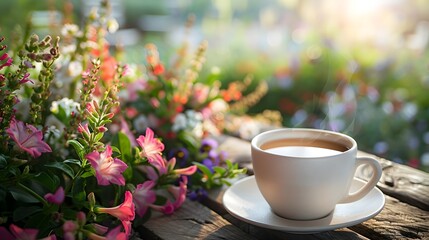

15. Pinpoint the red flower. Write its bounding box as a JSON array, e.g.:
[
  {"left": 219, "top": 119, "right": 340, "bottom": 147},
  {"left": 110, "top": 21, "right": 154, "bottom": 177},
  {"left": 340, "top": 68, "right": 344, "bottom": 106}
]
[
  {"left": 152, "top": 63, "right": 164, "bottom": 75},
  {"left": 6, "top": 119, "right": 52, "bottom": 158}
]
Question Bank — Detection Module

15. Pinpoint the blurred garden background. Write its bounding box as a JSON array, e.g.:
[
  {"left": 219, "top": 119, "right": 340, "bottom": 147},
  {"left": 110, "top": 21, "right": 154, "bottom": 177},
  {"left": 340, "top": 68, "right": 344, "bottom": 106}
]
[{"left": 1, "top": 0, "right": 429, "bottom": 172}]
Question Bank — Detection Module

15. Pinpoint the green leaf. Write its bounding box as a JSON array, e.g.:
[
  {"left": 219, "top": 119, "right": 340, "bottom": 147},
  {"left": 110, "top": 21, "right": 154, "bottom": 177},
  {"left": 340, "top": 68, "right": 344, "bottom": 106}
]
[
  {"left": 34, "top": 172, "right": 57, "bottom": 192},
  {"left": 93, "top": 132, "right": 104, "bottom": 143},
  {"left": 99, "top": 119, "right": 112, "bottom": 126},
  {"left": 44, "top": 162, "right": 75, "bottom": 179},
  {"left": 226, "top": 159, "right": 233, "bottom": 169},
  {"left": 13, "top": 206, "right": 43, "bottom": 222},
  {"left": 111, "top": 146, "right": 121, "bottom": 154},
  {"left": 213, "top": 166, "right": 226, "bottom": 175},
  {"left": 72, "top": 177, "right": 86, "bottom": 203},
  {"left": 64, "top": 159, "right": 82, "bottom": 167},
  {"left": 178, "top": 131, "right": 199, "bottom": 151},
  {"left": 193, "top": 162, "right": 213, "bottom": 178},
  {"left": 112, "top": 132, "right": 132, "bottom": 161},
  {"left": 9, "top": 187, "right": 39, "bottom": 203},
  {"left": 53, "top": 104, "right": 68, "bottom": 123},
  {"left": 68, "top": 139, "right": 86, "bottom": 160},
  {"left": 0, "top": 154, "right": 7, "bottom": 168},
  {"left": 80, "top": 171, "right": 93, "bottom": 178}
]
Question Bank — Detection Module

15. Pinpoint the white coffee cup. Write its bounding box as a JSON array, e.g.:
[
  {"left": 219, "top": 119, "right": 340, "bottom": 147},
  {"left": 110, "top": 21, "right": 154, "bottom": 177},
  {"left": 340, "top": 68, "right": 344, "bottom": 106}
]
[{"left": 251, "top": 128, "right": 382, "bottom": 220}]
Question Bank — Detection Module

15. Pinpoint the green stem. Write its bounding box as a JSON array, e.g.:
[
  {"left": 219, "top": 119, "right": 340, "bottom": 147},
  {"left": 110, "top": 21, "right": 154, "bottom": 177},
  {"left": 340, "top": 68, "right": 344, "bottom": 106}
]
[{"left": 17, "top": 182, "right": 49, "bottom": 207}]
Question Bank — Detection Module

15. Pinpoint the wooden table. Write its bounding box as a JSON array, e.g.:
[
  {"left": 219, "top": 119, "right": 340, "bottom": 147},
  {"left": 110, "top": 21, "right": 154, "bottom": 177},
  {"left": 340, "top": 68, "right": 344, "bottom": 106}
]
[{"left": 136, "top": 135, "right": 429, "bottom": 240}]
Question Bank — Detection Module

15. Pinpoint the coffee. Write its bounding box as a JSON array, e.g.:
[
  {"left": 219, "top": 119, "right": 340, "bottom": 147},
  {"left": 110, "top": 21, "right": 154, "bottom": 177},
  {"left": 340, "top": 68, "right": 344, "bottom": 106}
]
[
  {"left": 260, "top": 138, "right": 348, "bottom": 157},
  {"left": 251, "top": 128, "right": 382, "bottom": 220}
]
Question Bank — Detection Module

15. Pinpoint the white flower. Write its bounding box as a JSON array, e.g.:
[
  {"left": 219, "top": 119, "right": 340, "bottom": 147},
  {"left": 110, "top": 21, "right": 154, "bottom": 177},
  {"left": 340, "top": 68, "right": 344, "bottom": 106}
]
[
  {"left": 209, "top": 99, "right": 229, "bottom": 113},
  {"left": 185, "top": 110, "right": 203, "bottom": 128},
  {"left": 133, "top": 115, "right": 149, "bottom": 132},
  {"left": 67, "top": 61, "right": 83, "bottom": 77},
  {"left": 107, "top": 18, "right": 119, "bottom": 33},
  {"left": 239, "top": 120, "right": 260, "bottom": 140},
  {"left": 172, "top": 113, "right": 187, "bottom": 132},
  {"left": 61, "top": 44, "right": 77, "bottom": 55},
  {"left": 45, "top": 115, "right": 66, "bottom": 136},
  {"left": 50, "top": 98, "right": 80, "bottom": 116},
  {"left": 61, "top": 24, "right": 79, "bottom": 37}
]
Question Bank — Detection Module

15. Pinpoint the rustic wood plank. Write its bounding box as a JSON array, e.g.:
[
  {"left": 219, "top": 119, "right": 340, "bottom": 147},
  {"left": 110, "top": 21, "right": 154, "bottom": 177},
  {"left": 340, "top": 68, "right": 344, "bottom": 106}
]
[
  {"left": 137, "top": 199, "right": 258, "bottom": 240},
  {"left": 349, "top": 195, "right": 429, "bottom": 240}
]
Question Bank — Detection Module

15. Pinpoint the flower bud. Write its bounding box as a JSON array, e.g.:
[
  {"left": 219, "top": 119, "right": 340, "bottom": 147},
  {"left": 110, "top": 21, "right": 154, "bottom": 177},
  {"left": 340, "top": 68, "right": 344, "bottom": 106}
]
[
  {"left": 88, "top": 192, "right": 96, "bottom": 211},
  {"left": 97, "top": 126, "right": 108, "bottom": 132},
  {"left": 76, "top": 211, "right": 86, "bottom": 226},
  {"left": 30, "top": 34, "right": 39, "bottom": 45}
]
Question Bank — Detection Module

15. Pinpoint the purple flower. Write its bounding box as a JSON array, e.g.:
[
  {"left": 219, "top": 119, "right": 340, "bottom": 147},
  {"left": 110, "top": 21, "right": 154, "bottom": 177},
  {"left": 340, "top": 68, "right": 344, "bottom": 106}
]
[
  {"left": 200, "top": 138, "right": 218, "bottom": 153},
  {"left": 202, "top": 158, "right": 214, "bottom": 172},
  {"left": 168, "top": 147, "right": 189, "bottom": 167},
  {"left": 188, "top": 188, "right": 208, "bottom": 201}
]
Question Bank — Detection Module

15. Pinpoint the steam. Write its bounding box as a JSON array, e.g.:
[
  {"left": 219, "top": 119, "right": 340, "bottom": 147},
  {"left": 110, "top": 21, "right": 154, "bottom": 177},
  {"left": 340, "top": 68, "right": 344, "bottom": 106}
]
[
  {"left": 324, "top": 82, "right": 357, "bottom": 134},
  {"left": 318, "top": 58, "right": 358, "bottom": 135}
]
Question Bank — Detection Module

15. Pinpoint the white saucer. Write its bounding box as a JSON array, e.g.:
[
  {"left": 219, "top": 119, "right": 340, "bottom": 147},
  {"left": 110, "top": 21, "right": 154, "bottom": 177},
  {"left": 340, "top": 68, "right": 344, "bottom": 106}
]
[{"left": 223, "top": 176, "right": 385, "bottom": 234}]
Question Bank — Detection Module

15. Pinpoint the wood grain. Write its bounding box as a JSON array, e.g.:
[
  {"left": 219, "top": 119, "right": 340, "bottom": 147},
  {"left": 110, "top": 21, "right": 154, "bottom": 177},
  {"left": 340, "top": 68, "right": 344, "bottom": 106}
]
[
  {"left": 137, "top": 200, "right": 258, "bottom": 240},
  {"left": 349, "top": 195, "right": 429, "bottom": 240}
]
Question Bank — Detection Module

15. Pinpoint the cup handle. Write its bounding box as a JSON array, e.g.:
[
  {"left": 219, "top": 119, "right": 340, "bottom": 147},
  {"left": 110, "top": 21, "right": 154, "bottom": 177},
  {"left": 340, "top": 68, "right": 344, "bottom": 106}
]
[{"left": 339, "top": 156, "right": 382, "bottom": 203}]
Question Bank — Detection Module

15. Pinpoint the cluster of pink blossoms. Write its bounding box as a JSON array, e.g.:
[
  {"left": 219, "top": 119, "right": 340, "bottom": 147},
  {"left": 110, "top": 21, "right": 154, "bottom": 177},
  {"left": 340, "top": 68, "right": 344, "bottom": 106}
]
[{"left": 3, "top": 118, "right": 196, "bottom": 239}]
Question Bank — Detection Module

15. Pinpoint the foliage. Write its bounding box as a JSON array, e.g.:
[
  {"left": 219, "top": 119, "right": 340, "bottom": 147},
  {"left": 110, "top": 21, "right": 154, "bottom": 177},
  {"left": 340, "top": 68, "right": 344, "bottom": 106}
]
[{"left": 0, "top": 1, "right": 251, "bottom": 239}]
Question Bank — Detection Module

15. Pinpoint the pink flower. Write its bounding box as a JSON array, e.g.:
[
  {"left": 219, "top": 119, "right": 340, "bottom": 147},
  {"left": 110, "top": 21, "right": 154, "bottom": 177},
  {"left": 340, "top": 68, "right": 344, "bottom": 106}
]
[
  {"left": 136, "top": 128, "right": 165, "bottom": 167},
  {"left": 149, "top": 177, "right": 189, "bottom": 215},
  {"left": 167, "top": 157, "right": 197, "bottom": 176},
  {"left": 120, "top": 221, "right": 132, "bottom": 239},
  {"left": 44, "top": 187, "right": 65, "bottom": 205},
  {"left": 133, "top": 180, "right": 156, "bottom": 217},
  {"left": 141, "top": 157, "right": 197, "bottom": 181},
  {"left": 6, "top": 119, "right": 52, "bottom": 158},
  {"left": 63, "top": 221, "right": 78, "bottom": 240},
  {"left": 120, "top": 117, "right": 137, "bottom": 147},
  {"left": 86, "top": 145, "right": 128, "bottom": 186},
  {"left": 0, "top": 224, "right": 39, "bottom": 240},
  {"left": 96, "top": 191, "right": 135, "bottom": 222},
  {"left": 191, "top": 83, "right": 210, "bottom": 105},
  {"left": 0, "top": 52, "right": 12, "bottom": 70},
  {"left": 86, "top": 225, "right": 127, "bottom": 240},
  {"left": 168, "top": 176, "right": 188, "bottom": 209},
  {"left": 150, "top": 200, "right": 175, "bottom": 215},
  {"left": 86, "top": 100, "right": 99, "bottom": 114},
  {"left": 19, "top": 72, "right": 33, "bottom": 84}
]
